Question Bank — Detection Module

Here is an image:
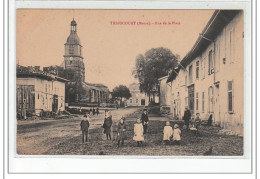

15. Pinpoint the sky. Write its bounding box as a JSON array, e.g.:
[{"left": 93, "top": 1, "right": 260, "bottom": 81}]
[{"left": 16, "top": 9, "right": 214, "bottom": 90}]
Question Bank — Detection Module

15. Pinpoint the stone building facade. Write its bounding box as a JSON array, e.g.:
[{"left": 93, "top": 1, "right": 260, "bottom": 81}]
[
  {"left": 126, "top": 83, "right": 149, "bottom": 107},
  {"left": 16, "top": 68, "right": 67, "bottom": 118},
  {"left": 166, "top": 10, "right": 243, "bottom": 135}
]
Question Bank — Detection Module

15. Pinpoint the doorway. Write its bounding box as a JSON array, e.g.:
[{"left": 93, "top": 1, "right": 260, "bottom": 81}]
[
  {"left": 52, "top": 95, "right": 58, "bottom": 113},
  {"left": 141, "top": 99, "right": 145, "bottom": 106},
  {"left": 188, "top": 84, "right": 195, "bottom": 114}
]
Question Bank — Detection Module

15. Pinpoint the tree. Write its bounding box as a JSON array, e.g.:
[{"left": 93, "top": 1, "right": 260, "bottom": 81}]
[
  {"left": 65, "top": 82, "right": 86, "bottom": 103},
  {"left": 112, "top": 85, "right": 131, "bottom": 105},
  {"left": 133, "top": 47, "right": 179, "bottom": 102}
]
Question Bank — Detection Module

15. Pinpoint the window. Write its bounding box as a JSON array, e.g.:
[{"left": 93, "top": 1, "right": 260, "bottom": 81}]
[
  {"left": 130, "top": 99, "right": 132, "bottom": 103},
  {"left": 208, "top": 87, "right": 214, "bottom": 112},
  {"left": 228, "top": 81, "right": 234, "bottom": 112},
  {"left": 188, "top": 65, "right": 193, "bottom": 83},
  {"left": 196, "top": 92, "right": 199, "bottom": 111},
  {"left": 68, "top": 73, "right": 74, "bottom": 80},
  {"left": 196, "top": 61, "right": 199, "bottom": 79},
  {"left": 201, "top": 57, "right": 205, "bottom": 79},
  {"left": 69, "top": 45, "right": 74, "bottom": 55},
  {"left": 215, "top": 41, "right": 220, "bottom": 72},
  {"left": 136, "top": 99, "right": 138, "bottom": 103},
  {"left": 208, "top": 50, "right": 214, "bottom": 75},
  {"left": 230, "top": 29, "right": 235, "bottom": 63},
  {"left": 202, "top": 92, "right": 205, "bottom": 113},
  {"left": 45, "top": 84, "right": 47, "bottom": 99}
]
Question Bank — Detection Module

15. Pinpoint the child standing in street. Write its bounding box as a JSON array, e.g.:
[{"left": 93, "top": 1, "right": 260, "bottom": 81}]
[
  {"left": 80, "top": 113, "right": 90, "bottom": 143},
  {"left": 173, "top": 124, "right": 181, "bottom": 145},
  {"left": 133, "top": 118, "right": 144, "bottom": 147},
  {"left": 194, "top": 113, "right": 202, "bottom": 136},
  {"left": 117, "top": 118, "right": 127, "bottom": 147},
  {"left": 103, "top": 111, "right": 113, "bottom": 140},
  {"left": 141, "top": 109, "right": 149, "bottom": 134},
  {"left": 163, "top": 121, "right": 173, "bottom": 145}
]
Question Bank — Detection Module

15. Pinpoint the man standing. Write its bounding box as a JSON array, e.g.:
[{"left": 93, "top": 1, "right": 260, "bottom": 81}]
[
  {"left": 103, "top": 111, "right": 113, "bottom": 140},
  {"left": 93, "top": 108, "right": 96, "bottom": 115},
  {"left": 183, "top": 107, "right": 191, "bottom": 130},
  {"left": 80, "top": 114, "right": 90, "bottom": 143},
  {"left": 96, "top": 107, "right": 99, "bottom": 116},
  {"left": 141, "top": 109, "right": 149, "bottom": 134}
]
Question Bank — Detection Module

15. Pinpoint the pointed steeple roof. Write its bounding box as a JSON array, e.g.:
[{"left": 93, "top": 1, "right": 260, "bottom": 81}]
[{"left": 65, "top": 19, "right": 81, "bottom": 45}]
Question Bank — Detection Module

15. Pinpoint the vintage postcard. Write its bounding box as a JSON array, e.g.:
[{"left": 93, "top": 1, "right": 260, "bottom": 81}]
[{"left": 8, "top": 0, "right": 253, "bottom": 174}]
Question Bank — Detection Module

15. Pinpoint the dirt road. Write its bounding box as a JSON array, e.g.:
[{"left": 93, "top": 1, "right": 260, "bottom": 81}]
[
  {"left": 16, "top": 108, "right": 140, "bottom": 155},
  {"left": 17, "top": 107, "right": 243, "bottom": 156}
]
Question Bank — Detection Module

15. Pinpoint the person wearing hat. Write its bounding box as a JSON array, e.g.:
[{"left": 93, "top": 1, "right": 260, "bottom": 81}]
[
  {"left": 141, "top": 109, "right": 149, "bottom": 134},
  {"left": 183, "top": 107, "right": 192, "bottom": 130},
  {"left": 173, "top": 124, "right": 181, "bottom": 145},
  {"left": 96, "top": 107, "right": 99, "bottom": 116},
  {"left": 80, "top": 113, "right": 90, "bottom": 143},
  {"left": 163, "top": 121, "right": 173, "bottom": 145},
  {"left": 103, "top": 111, "right": 113, "bottom": 140}
]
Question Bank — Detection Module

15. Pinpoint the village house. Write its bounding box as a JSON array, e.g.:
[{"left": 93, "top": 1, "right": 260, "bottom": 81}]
[
  {"left": 126, "top": 83, "right": 149, "bottom": 107},
  {"left": 166, "top": 10, "right": 243, "bottom": 135},
  {"left": 158, "top": 76, "right": 172, "bottom": 115},
  {"left": 16, "top": 66, "right": 68, "bottom": 119},
  {"left": 158, "top": 76, "right": 171, "bottom": 107}
]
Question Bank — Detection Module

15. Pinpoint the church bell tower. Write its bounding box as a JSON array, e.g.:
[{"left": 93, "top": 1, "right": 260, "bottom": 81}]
[{"left": 63, "top": 19, "right": 85, "bottom": 83}]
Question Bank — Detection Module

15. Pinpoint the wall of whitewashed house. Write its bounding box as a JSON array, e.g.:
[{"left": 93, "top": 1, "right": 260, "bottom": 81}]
[
  {"left": 127, "top": 83, "right": 149, "bottom": 107},
  {"left": 159, "top": 76, "right": 171, "bottom": 107},
  {"left": 170, "top": 69, "right": 187, "bottom": 119},
  {"left": 17, "top": 77, "right": 66, "bottom": 116},
  {"left": 169, "top": 11, "right": 243, "bottom": 135}
]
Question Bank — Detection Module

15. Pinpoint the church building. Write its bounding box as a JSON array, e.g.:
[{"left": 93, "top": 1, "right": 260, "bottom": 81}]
[{"left": 44, "top": 19, "right": 109, "bottom": 105}]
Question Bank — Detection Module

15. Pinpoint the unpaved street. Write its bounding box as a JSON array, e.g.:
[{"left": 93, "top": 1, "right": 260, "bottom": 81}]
[
  {"left": 17, "top": 108, "right": 140, "bottom": 155},
  {"left": 17, "top": 107, "right": 243, "bottom": 156}
]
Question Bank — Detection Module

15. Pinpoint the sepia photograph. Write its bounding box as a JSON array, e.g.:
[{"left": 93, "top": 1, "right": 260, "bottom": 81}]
[{"left": 16, "top": 9, "right": 244, "bottom": 156}]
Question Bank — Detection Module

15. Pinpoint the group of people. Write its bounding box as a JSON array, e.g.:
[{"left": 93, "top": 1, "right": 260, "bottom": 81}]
[
  {"left": 111, "top": 109, "right": 149, "bottom": 148},
  {"left": 183, "top": 107, "right": 203, "bottom": 136},
  {"left": 79, "top": 108, "right": 150, "bottom": 147},
  {"left": 90, "top": 107, "right": 99, "bottom": 116},
  {"left": 162, "top": 107, "right": 204, "bottom": 145},
  {"left": 163, "top": 122, "right": 182, "bottom": 145},
  {"left": 80, "top": 107, "right": 203, "bottom": 146}
]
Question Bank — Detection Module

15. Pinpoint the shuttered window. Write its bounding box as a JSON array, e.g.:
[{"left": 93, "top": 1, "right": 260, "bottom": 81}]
[
  {"left": 196, "top": 92, "right": 199, "bottom": 111},
  {"left": 196, "top": 61, "right": 199, "bottom": 79},
  {"left": 202, "top": 92, "right": 205, "bottom": 113},
  {"left": 228, "top": 81, "right": 234, "bottom": 112},
  {"left": 208, "top": 50, "right": 214, "bottom": 75}
]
